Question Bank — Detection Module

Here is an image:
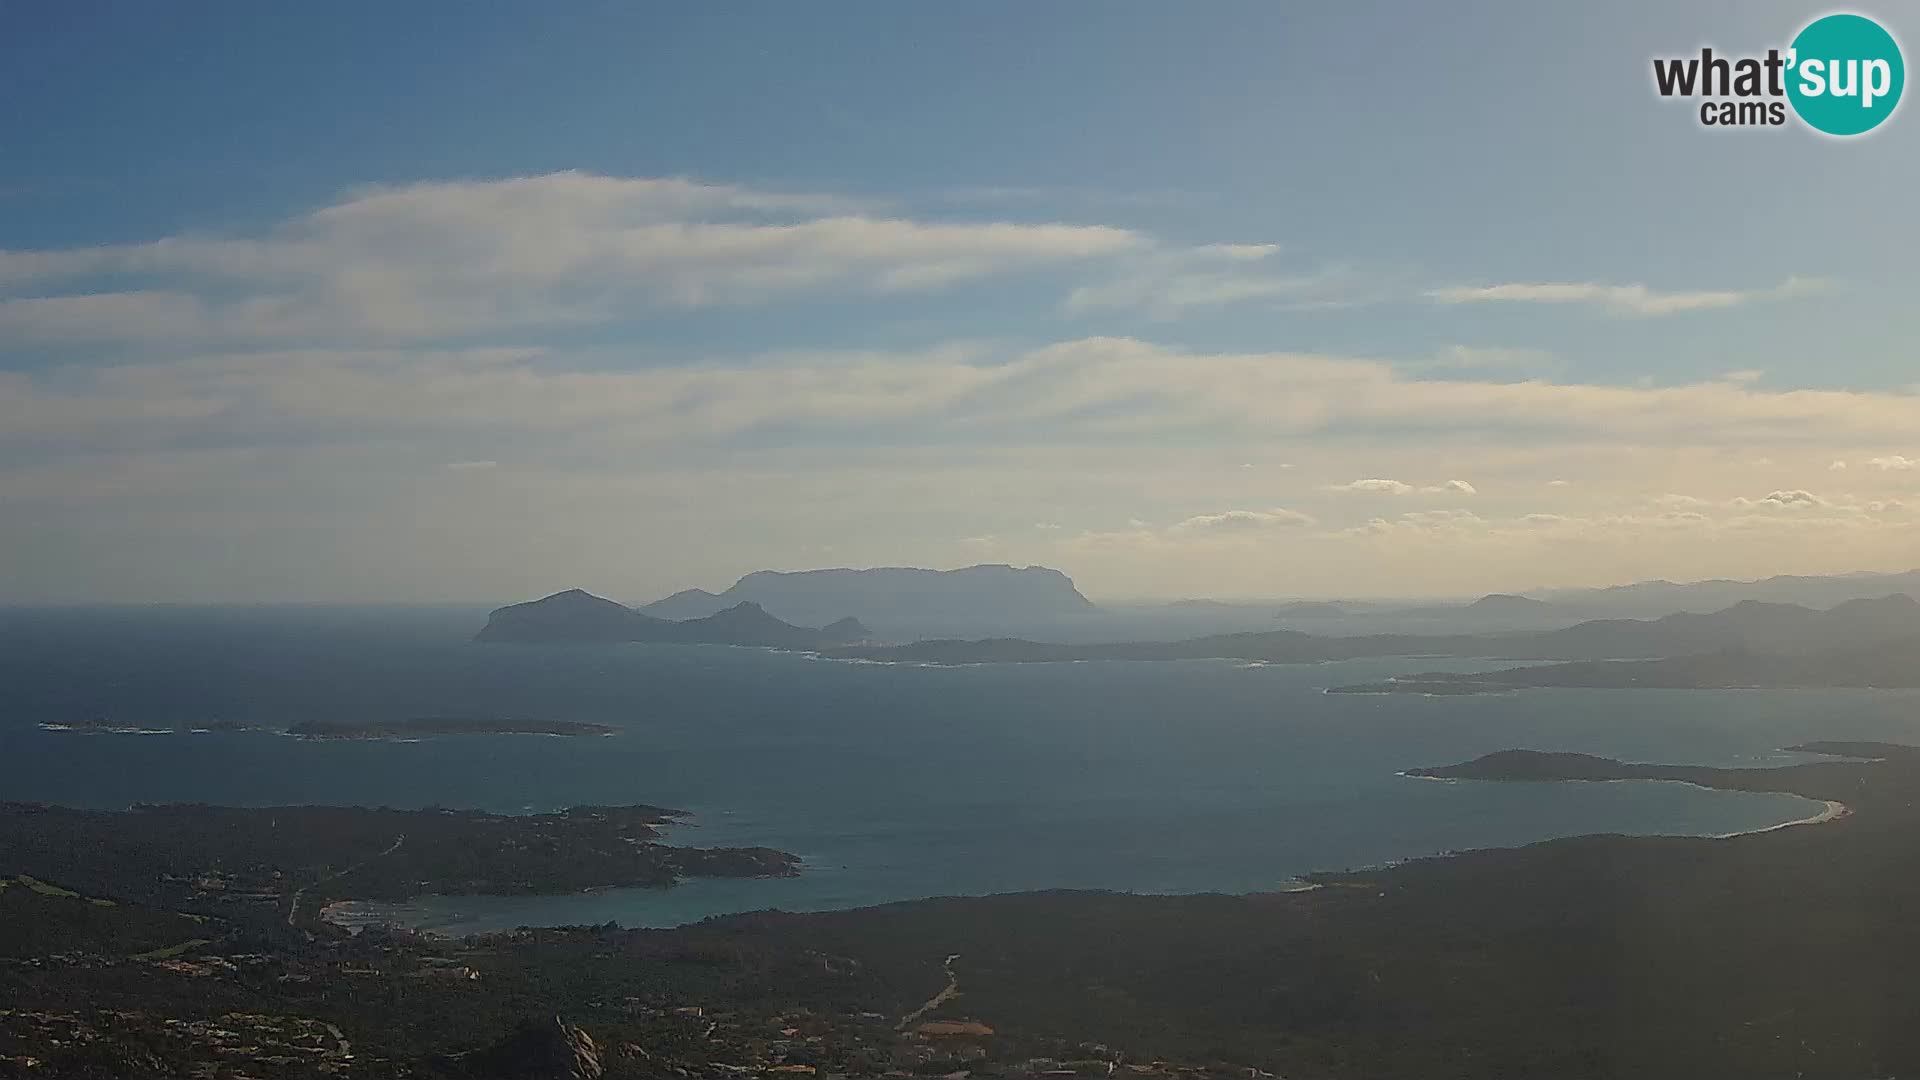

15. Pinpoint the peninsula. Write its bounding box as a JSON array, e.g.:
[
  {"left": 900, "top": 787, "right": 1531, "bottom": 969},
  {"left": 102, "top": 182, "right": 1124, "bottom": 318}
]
[{"left": 0, "top": 801, "right": 799, "bottom": 934}]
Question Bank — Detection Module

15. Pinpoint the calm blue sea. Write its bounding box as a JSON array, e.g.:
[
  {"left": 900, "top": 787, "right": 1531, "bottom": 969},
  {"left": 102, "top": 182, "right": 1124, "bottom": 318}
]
[{"left": 5, "top": 606, "right": 1917, "bottom": 932}]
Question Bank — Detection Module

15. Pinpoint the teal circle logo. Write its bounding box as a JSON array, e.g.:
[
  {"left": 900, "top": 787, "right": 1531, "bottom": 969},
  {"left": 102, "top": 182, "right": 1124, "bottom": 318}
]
[{"left": 1787, "top": 13, "right": 1904, "bottom": 135}]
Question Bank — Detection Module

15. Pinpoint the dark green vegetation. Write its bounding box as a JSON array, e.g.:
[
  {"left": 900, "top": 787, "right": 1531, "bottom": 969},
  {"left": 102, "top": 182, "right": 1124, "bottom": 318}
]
[
  {"left": 0, "top": 802, "right": 797, "bottom": 935},
  {"left": 286, "top": 717, "right": 617, "bottom": 739},
  {"left": 476, "top": 589, "right": 870, "bottom": 648},
  {"left": 11, "top": 744, "right": 1920, "bottom": 1076},
  {"left": 0, "top": 876, "right": 210, "bottom": 960}
]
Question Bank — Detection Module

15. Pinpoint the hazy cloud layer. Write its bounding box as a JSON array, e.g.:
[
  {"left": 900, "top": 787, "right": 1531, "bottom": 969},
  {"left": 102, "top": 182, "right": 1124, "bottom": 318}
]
[
  {"left": 14, "top": 338, "right": 1920, "bottom": 454},
  {"left": 0, "top": 173, "right": 1901, "bottom": 601},
  {"left": 1, "top": 172, "right": 1824, "bottom": 353}
]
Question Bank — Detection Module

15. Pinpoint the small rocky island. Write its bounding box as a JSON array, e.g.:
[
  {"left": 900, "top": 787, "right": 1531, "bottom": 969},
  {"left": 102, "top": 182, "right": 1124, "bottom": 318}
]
[
  {"left": 40, "top": 718, "right": 273, "bottom": 734},
  {"left": 286, "top": 717, "right": 617, "bottom": 739},
  {"left": 40, "top": 716, "right": 618, "bottom": 739}
]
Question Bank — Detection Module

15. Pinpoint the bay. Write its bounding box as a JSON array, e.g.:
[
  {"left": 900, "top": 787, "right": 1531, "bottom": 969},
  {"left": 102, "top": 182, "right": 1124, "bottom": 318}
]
[{"left": 5, "top": 606, "right": 1913, "bottom": 933}]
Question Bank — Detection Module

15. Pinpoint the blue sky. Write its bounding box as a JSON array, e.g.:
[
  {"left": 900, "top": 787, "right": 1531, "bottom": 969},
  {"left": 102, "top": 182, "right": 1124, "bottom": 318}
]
[{"left": 3, "top": 2, "right": 1918, "bottom": 602}]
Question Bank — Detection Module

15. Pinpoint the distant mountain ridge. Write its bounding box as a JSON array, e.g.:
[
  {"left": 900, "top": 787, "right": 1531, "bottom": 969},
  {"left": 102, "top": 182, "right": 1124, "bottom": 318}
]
[
  {"left": 827, "top": 594, "right": 1920, "bottom": 666},
  {"left": 475, "top": 589, "right": 869, "bottom": 648},
  {"left": 638, "top": 564, "right": 1096, "bottom": 625},
  {"left": 1537, "top": 568, "right": 1920, "bottom": 616}
]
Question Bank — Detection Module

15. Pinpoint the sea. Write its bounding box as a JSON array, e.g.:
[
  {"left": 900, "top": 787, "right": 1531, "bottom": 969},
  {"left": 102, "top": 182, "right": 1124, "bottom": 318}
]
[{"left": 5, "top": 604, "right": 1917, "bottom": 934}]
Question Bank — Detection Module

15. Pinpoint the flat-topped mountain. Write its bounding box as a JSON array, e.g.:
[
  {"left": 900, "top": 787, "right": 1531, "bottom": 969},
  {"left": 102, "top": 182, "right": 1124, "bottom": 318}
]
[
  {"left": 476, "top": 589, "right": 868, "bottom": 649},
  {"left": 1466, "top": 592, "right": 1552, "bottom": 613},
  {"left": 638, "top": 564, "right": 1096, "bottom": 625}
]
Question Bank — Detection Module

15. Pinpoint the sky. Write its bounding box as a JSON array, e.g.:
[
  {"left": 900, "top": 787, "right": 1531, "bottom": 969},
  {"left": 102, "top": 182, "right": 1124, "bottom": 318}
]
[{"left": 3, "top": 1, "right": 1918, "bottom": 604}]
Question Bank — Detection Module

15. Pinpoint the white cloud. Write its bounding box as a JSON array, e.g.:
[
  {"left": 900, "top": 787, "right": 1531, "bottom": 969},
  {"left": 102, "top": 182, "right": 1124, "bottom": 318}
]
[
  {"left": 1171, "top": 508, "right": 1317, "bottom": 531},
  {"left": 1868, "top": 455, "right": 1918, "bottom": 471},
  {"left": 1062, "top": 244, "right": 1374, "bottom": 319},
  {"left": 1830, "top": 460, "right": 1849, "bottom": 470},
  {"left": 1424, "top": 275, "right": 1830, "bottom": 317},
  {"left": 1336, "top": 477, "right": 1485, "bottom": 497},
  {"left": 1721, "top": 369, "right": 1764, "bottom": 384},
  {"left": 1742, "top": 489, "right": 1828, "bottom": 509},
  {"left": 1326, "top": 478, "right": 1414, "bottom": 495}
]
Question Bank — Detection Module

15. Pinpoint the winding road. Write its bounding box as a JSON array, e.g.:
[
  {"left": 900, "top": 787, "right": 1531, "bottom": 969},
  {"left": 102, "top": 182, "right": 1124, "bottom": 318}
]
[
  {"left": 287, "top": 834, "right": 405, "bottom": 928},
  {"left": 898, "top": 953, "right": 962, "bottom": 1029}
]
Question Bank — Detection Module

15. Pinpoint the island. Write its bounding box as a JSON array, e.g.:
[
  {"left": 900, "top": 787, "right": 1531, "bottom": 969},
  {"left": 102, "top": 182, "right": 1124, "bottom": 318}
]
[
  {"left": 39, "top": 718, "right": 273, "bottom": 734},
  {"left": 476, "top": 588, "right": 870, "bottom": 648},
  {"left": 286, "top": 717, "right": 617, "bottom": 739},
  {"left": 38, "top": 716, "right": 619, "bottom": 739}
]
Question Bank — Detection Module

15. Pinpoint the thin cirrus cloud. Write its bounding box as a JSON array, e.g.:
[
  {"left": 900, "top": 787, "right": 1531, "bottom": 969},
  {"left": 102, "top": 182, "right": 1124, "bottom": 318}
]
[
  {"left": 0, "top": 171, "right": 1846, "bottom": 348},
  {"left": 1060, "top": 244, "right": 1379, "bottom": 319},
  {"left": 0, "top": 172, "right": 1149, "bottom": 343},
  {"left": 14, "top": 337, "right": 1920, "bottom": 453},
  {"left": 1424, "top": 275, "right": 1831, "bottom": 316}
]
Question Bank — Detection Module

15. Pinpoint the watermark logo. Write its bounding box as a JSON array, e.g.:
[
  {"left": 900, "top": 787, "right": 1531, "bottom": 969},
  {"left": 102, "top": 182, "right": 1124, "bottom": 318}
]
[{"left": 1652, "top": 12, "right": 1904, "bottom": 135}]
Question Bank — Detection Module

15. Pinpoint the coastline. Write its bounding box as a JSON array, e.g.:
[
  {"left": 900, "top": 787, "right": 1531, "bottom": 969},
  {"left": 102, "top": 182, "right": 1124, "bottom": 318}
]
[
  {"left": 1716, "top": 797, "right": 1850, "bottom": 837},
  {"left": 1398, "top": 767, "right": 1848, "bottom": 839}
]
